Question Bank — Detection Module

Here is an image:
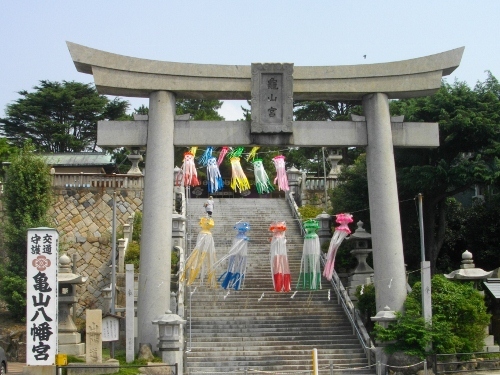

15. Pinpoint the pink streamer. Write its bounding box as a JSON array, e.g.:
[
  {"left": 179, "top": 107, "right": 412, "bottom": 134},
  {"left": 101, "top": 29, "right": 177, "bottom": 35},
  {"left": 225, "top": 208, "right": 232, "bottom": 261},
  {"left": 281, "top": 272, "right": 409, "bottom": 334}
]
[
  {"left": 217, "top": 146, "right": 229, "bottom": 166},
  {"left": 322, "top": 213, "right": 353, "bottom": 281},
  {"left": 272, "top": 155, "right": 289, "bottom": 191}
]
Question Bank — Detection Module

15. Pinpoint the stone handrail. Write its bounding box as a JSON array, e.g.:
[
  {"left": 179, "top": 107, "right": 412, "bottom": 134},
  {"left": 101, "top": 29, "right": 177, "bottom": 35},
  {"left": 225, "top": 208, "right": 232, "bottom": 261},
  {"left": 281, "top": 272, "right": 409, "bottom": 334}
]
[
  {"left": 322, "top": 256, "right": 375, "bottom": 363},
  {"left": 51, "top": 172, "right": 144, "bottom": 189},
  {"left": 303, "top": 176, "right": 339, "bottom": 191}
]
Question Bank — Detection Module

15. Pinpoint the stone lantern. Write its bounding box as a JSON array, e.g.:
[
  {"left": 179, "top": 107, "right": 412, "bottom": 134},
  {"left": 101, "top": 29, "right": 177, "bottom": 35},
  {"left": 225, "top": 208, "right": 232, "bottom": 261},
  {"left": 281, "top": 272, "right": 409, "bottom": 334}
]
[
  {"left": 445, "top": 250, "right": 498, "bottom": 352},
  {"left": 286, "top": 166, "right": 302, "bottom": 205},
  {"left": 347, "top": 221, "right": 374, "bottom": 300},
  {"left": 445, "top": 250, "right": 493, "bottom": 282},
  {"left": 315, "top": 211, "right": 332, "bottom": 247},
  {"left": 58, "top": 253, "right": 87, "bottom": 355},
  {"left": 152, "top": 310, "right": 186, "bottom": 372},
  {"left": 126, "top": 147, "right": 143, "bottom": 175}
]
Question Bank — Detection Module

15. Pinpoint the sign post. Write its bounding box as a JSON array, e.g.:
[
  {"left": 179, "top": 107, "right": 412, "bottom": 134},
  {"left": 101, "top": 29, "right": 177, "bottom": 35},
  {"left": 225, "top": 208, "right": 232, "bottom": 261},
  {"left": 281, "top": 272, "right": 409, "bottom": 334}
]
[{"left": 27, "top": 228, "right": 59, "bottom": 365}]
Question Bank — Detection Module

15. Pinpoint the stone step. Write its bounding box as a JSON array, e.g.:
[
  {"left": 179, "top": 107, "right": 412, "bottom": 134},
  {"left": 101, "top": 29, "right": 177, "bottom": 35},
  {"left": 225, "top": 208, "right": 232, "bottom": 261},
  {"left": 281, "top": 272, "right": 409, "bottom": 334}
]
[
  {"left": 184, "top": 197, "right": 372, "bottom": 374},
  {"left": 186, "top": 353, "right": 368, "bottom": 362},
  {"left": 187, "top": 341, "right": 363, "bottom": 349}
]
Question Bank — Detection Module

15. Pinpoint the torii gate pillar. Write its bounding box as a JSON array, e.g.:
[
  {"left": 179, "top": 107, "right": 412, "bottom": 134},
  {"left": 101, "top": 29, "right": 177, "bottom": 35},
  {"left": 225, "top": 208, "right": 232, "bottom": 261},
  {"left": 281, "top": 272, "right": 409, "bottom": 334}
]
[
  {"left": 364, "top": 93, "right": 407, "bottom": 313},
  {"left": 136, "top": 91, "right": 175, "bottom": 347}
]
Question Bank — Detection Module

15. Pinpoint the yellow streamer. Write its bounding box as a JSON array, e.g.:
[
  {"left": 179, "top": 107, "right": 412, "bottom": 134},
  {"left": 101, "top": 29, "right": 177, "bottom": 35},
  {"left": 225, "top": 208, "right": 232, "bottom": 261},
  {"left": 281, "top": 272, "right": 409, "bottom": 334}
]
[{"left": 246, "top": 146, "right": 260, "bottom": 161}]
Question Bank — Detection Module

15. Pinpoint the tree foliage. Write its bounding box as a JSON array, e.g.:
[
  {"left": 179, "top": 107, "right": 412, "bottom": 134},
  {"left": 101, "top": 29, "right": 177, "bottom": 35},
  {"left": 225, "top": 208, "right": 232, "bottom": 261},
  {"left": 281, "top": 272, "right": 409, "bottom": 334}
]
[
  {"left": 329, "top": 73, "right": 500, "bottom": 274},
  {"left": 461, "top": 193, "right": 500, "bottom": 270},
  {"left": 288, "top": 101, "right": 362, "bottom": 173},
  {"left": 0, "top": 142, "right": 53, "bottom": 319},
  {"left": 374, "top": 275, "right": 490, "bottom": 357},
  {"left": 391, "top": 72, "right": 500, "bottom": 274},
  {"left": 0, "top": 80, "right": 130, "bottom": 152}
]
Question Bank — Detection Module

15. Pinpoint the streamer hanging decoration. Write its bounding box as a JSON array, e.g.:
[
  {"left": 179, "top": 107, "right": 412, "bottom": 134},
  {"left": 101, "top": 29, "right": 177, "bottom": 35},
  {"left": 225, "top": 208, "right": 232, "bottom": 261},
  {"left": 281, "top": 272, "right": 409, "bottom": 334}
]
[
  {"left": 180, "top": 217, "right": 217, "bottom": 288},
  {"left": 207, "top": 157, "right": 224, "bottom": 193},
  {"left": 230, "top": 157, "right": 251, "bottom": 193},
  {"left": 217, "top": 146, "right": 229, "bottom": 166},
  {"left": 297, "top": 219, "right": 322, "bottom": 290},
  {"left": 246, "top": 146, "right": 260, "bottom": 162},
  {"left": 272, "top": 155, "right": 289, "bottom": 191},
  {"left": 270, "top": 221, "right": 291, "bottom": 292},
  {"left": 198, "top": 146, "right": 213, "bottom": 166},
  {"left": 213, "top": 222, "right": 250, "bottom": 290},
  {"left": 323, "top": 213, "right": 353, "bottom": 281},
  {"left": 228, "top": 146, "right": 245, "bottom": 159},
  {"left": 253, "top": 159, "right": 274, "bottom": 194},
  {"left": 175, "top": 151, "right": 200, "bottom": 187}
]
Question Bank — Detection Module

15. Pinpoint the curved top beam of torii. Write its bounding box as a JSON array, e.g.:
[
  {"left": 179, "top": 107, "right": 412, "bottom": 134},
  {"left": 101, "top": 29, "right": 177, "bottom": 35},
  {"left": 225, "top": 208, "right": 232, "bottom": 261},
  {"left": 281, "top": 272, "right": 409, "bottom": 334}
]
[{"left": 67, "top": 42, "right": 464, "bottom": 101}]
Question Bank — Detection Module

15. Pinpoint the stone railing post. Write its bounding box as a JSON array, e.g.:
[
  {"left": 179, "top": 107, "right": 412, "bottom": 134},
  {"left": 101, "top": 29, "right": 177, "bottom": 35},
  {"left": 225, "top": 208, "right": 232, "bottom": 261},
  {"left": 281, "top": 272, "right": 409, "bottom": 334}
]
[
  {"left": 286, "top": 166, "right": 302, "bottom": 206},
  {"left": 123, "top": 224, "right": 131, "bottom": 244},
  {"left": 118, "top": 238, "right": 127, "bottom": 273},
  {"left": 127, "top": 213, "right": 135, "bottom": 242}
]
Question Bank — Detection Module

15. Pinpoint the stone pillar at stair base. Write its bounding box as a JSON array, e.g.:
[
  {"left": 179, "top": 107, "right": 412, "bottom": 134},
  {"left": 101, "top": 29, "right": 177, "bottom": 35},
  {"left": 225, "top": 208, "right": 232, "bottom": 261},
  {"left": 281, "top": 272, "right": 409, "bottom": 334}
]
[
  {"left": 363, "top": 93, "right": 407, "bottom": 314},
  {"left": 371, "top": 306, "right": 397, "bottom": 373},
  {"left": 137, "top": 90, "right": 175, "bottom": 351}
]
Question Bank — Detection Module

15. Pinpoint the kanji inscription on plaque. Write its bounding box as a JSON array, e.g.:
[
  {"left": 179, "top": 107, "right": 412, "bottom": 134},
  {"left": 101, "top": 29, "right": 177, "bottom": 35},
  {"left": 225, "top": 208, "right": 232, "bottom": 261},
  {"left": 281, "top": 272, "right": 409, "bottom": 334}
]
[{"left": 251, "top": 63, "right": 293, "bottom": 133}]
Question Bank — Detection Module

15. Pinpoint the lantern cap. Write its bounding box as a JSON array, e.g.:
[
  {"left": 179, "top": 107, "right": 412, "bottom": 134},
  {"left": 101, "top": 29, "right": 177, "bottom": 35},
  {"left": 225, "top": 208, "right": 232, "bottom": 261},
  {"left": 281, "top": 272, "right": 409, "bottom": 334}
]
[{"left": 152, "top": 310, "right": 187, "bottom": 325}]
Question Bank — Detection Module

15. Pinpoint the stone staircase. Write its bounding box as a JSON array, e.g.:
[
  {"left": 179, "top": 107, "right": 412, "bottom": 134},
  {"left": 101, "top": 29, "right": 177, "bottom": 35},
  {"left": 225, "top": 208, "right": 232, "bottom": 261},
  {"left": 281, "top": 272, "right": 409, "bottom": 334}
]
[{"left": 184, "top": 197, "right": 373, "bottom": 375}]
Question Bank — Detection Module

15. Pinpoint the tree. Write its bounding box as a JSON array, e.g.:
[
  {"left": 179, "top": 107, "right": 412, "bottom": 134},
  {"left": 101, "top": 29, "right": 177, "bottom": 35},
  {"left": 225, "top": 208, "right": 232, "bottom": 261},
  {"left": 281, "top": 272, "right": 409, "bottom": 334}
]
[
  {"left": 392, "top": 72, "right": 500, "bottom": 274},
  {"left": 328, "top": 74, "right": 500, "bottom": 274},
  {"left": 0, "top": 142, "right": 53, "bottom": 319},
  {"left": 0, "top": 80, "right": 130, "bottom": 152},
  {"left": 293, "top": 100, "right": 363, "bottom": 169},
  {"left": 176, "top": 99, "right": 224, "bottom": 121}
]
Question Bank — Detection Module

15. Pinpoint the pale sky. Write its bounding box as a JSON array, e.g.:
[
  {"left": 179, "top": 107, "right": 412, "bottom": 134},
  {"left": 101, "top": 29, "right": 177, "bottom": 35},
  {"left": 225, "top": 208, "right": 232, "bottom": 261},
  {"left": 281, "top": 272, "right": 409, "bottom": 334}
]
[{"left": 1, "top": 1, "right": 499, "bottom": 120}]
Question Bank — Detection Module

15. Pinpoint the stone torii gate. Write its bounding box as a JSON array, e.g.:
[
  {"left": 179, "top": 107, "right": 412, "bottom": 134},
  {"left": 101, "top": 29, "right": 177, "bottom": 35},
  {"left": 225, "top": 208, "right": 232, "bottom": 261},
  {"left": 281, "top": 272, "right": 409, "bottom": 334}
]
[{"left": 67, "top": 42, "right": 464, "bottom": 350}]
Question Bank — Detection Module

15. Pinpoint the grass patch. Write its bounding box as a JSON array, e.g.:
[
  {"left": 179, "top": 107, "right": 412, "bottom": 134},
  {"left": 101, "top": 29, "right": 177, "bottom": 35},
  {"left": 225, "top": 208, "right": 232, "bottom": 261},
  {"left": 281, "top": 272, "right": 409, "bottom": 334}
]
[{"left": 66, "top": 348, "right": 167, "bottom": 375}]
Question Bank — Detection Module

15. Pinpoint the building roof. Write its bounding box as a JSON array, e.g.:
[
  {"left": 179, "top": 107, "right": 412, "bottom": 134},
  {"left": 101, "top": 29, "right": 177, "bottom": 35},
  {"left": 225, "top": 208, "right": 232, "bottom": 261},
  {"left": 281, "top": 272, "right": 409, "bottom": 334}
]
[
  {"left": 43, "top": 153, "right": 114, "bottom": 167},
  {"left": 484, "top": 278, "right": 500, "bottom": 300}
]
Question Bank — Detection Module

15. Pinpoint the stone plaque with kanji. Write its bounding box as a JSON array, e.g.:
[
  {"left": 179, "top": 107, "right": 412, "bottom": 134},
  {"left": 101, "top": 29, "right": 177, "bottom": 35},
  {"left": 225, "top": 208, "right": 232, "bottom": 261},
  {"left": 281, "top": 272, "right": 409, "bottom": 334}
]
[{"left": 251, "top": 63, "right": 293, "bottom": 133}]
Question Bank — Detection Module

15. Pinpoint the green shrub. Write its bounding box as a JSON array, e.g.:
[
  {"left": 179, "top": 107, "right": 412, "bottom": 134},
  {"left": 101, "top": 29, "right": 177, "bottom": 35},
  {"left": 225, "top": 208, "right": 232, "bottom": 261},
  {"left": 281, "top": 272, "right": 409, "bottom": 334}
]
[
  {"left": 298, "top": 205, "right": 324, "bottom": 220},
  {"left": 0, "top": 274, "right": 27, "bottom": 320},
  {"left": 132, "top": 212, "right": 142, "bottom": 242},
  {"left": 0, "top": 142, "right": 52, "bottom": 320},
  {"left": 124, "top": 240, "right": 179, "bottom": 275},
  {"left": 124, "top": 242, "right": 140, "bottom": 272},
  {"left": 355, "top": 283, "right": 376, "bottom": 331},
  {"left": 373, "top": 275, "right": 490, "bottom": 357}
]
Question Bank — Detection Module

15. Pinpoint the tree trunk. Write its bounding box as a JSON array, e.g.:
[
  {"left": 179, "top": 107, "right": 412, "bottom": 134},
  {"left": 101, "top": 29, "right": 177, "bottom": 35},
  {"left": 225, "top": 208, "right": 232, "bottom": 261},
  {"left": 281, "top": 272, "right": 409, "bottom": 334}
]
[{"left": 423, "top": 196, "right": 448, "bottom": 275}]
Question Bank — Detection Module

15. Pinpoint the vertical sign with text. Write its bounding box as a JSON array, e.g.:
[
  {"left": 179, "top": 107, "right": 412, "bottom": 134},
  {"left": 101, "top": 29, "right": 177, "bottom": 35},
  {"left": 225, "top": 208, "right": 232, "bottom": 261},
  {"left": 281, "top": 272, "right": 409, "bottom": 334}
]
[
  {"left": 251, "top": 63, "right": 293, "bottom": 134},
  {"left": 27, "top": 228, "right": 58, "bottom": 365}
]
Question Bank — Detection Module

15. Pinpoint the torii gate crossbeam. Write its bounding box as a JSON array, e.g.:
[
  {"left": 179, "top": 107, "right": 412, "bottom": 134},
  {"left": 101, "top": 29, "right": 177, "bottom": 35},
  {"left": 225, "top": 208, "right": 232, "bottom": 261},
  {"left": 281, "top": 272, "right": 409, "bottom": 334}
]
[{"left": 67, "top": 42, "right": 464, "bottom": 353}]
